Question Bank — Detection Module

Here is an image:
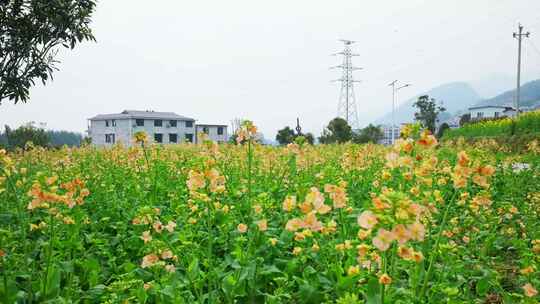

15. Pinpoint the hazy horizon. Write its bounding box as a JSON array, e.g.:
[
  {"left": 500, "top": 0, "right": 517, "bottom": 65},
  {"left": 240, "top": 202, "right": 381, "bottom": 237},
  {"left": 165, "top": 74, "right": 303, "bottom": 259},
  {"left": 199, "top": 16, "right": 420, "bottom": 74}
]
[{"left": 1, "top": 0, "right": 540, "bottom": 139}]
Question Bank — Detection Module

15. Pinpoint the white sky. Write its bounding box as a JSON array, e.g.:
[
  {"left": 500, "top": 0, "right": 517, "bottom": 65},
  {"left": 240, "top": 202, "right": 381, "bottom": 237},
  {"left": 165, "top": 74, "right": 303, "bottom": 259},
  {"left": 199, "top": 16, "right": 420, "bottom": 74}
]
[{"left": 1, "top": 0, "right": 540, "bottom": 139}]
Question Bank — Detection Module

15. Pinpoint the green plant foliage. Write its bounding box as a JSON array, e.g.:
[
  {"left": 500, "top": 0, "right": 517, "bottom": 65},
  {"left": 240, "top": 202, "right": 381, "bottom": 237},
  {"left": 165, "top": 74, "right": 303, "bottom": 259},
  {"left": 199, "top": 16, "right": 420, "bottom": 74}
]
[
  {"left": 0, "top": 0, "right": 96, "bottom": 103},
  {"left": 319, "top": 118, "right": 353, "bottom": 144},
  {"left": 444, "top": 110, "right": 540, "bottom": 139},
  {"left": 353, "top": 124, "right": 384, "bottom": 144},
  {"left": 0, "top": 126, "right": 539, "bottom": 303}
]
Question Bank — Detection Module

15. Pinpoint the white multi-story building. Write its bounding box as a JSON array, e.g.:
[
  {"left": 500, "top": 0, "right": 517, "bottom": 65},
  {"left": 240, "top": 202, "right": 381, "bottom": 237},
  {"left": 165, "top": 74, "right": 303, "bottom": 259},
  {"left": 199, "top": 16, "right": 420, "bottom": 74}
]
[
  {"left": 88, "top": 110, "right": 228, "bottom": 146},
  {"left": 379, "top": 124, "right": 402, "bottom": 145},
  {"left": 468, "top": 105, "right": 516, "bottom": 120},
  {"left": 195, "top": 124, "right": 228, "bottom": 143}
]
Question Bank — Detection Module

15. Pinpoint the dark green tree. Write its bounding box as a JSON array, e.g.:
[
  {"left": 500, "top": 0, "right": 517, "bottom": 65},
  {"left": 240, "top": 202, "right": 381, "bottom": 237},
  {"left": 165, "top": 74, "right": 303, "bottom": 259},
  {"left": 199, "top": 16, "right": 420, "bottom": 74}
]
[
  {"left": 81, "top": 136, "right": 92, "bottom": 146},
  {"left": 319, "top": 117, "right": 352, "bottom": 144},
  {"left": 459, "top": 113, "right": 471, "bottom": 126},
  {"left": 275, "top": 126, "right": 296, "bottom": 145},
  {"left": 436, "top": 122, "right": 450, "bottom": 139},
  {"left": 413, "top": 95, "right": 446, "bottom": 134},
  {"left": 47, "top": 130, "right": 83, "bottom": 147},
  {"left": 0, "top": 130, "right": 7, "bottom": 149},
  {"left": 0, "top": 0, "right": 97, "bottom": 104},
  {"left": 352, "top": 124, "right": 384, "bottom": 144},
  {"left": 304, "top": 132, "right": 315, "bottom": 145},
  {"left": 3, "top": 124, "right": 50, "bottom": 150}
]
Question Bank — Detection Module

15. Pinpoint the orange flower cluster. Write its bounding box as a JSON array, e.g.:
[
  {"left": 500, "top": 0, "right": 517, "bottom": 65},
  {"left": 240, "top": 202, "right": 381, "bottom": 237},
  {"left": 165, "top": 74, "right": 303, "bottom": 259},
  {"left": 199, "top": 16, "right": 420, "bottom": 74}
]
[
  {"left": 141, "top": 249, "right": 177, "bottom": 271},
  {"left": 417, "top": 130, "right": 438, "bottom": 148},
  {"left": 235, "top": 120, "right": 258, "bottom": 144},
  {"left": 133, "top": 207, "right": 178, "bottom": 271},
  {"left": 187, "top": 168, "right": 226, "bottom": 194},
  {"left": 27, "top": 177, "right": 89, "bottom": 211},
  {"left": 285, "top": 187, "right": 335, "bottom": 234},
  {"left": 324, "top": 182, "right": 348, "bottom": 209},
  {"left": 532, "top": 239, "right": 540, "bottom": 254}
]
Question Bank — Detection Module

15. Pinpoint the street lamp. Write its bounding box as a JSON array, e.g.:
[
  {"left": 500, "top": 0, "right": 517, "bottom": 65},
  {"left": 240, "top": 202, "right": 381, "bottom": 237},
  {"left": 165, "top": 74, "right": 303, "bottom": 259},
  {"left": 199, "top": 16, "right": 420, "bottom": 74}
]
[{"left": 388, "top": 81, "right": 411, "bottom": 145}]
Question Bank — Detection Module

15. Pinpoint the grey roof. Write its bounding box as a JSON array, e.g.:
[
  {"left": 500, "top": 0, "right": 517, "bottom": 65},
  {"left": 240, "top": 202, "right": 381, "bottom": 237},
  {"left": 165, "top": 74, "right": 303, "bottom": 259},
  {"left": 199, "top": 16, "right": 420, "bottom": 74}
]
[
  {"left": 89, "top": 110, "right": 195, "bottom": 121},
  {"left": 196, "top": 123, "right": 228, "bottom": 127},
  {"left": 468, "top": 105, "right": 514, "bottom": 111}
]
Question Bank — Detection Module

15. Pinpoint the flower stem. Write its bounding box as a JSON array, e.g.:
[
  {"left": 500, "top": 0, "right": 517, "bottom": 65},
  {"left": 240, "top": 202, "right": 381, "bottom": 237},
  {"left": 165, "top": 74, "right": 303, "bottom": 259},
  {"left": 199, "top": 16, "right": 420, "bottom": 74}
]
[{"left": 418, "top": 191, "right": 456, "bottom": 299}]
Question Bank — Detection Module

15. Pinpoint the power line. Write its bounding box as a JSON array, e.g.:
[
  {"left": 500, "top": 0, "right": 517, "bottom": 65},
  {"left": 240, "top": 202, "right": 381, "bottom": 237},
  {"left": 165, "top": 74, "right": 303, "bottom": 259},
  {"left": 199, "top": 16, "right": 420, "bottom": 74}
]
[
  {"left": 526, "top": 39, "right": 540, "bottom": 57},
  {"left": 365, "top": 15, "right": 540, "bottom": 87}
]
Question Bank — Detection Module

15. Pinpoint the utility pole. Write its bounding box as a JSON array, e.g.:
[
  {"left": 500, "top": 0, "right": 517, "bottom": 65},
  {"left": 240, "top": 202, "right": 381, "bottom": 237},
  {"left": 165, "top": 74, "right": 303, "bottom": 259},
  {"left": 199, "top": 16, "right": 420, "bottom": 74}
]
[
  {"left": 388, "top": 80, "right": 411, "bottom": 145},
  {"left": 513, "top": 23, "right": 530, "bottom": 116},
  {"left": 331, "top": 40, "right": 361, "bottom": 130}
]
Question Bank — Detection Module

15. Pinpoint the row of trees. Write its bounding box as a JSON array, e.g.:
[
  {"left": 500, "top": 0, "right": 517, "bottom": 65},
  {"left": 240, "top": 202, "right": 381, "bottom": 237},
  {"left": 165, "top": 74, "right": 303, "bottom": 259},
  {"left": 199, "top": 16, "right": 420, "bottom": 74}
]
[
  {"left": 0, "top": 124, "right": 83, "bottom": 150},
  {"left": 275, "top": 118, "right": 383, "bottom": 145},
  {"left": 274, "top": 94, "right": 447, "bottom": 145},
  {"left": 319, "top": 119, "right": 385, "bottom": 144},
  {"left": 275, "top": 127, "right": 315, "bottom": 145}
]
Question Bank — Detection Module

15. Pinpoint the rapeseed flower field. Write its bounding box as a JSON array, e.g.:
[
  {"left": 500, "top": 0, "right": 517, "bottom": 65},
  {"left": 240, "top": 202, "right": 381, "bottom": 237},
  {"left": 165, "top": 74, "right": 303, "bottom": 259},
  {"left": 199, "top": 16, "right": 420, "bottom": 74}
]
[{"left": 0, "top": 123, "right": 539, "bottom": 303}]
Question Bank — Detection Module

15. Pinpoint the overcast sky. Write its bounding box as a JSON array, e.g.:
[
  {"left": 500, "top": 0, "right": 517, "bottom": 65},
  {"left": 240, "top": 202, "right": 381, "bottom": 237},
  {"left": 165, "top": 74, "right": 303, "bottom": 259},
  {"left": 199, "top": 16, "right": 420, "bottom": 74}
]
[{"left": 2, "top": 0, "right": 540, "bottom": 139}]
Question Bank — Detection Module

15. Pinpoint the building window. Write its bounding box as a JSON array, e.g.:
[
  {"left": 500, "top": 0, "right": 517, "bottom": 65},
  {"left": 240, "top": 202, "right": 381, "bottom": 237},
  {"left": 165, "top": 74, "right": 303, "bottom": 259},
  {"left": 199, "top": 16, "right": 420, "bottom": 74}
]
[
  {"left": 105, "top": 120, "right": 110, "bottom": 127},
  {"left": 105, "top": 133, "right": 115, "bottom": 144},
  {"left": 185, "top": 134, "right": 193, "bottom": 143},
  {"left": 217, "top": 127, "right": 224, "bottom": 135},
  {"left": 169, "top": 120, "right": 177, "bottom": 127},
  {"left": 154, "top": 120, "right": 163, "bottom": 127},
  {"left": 169, "top": 134, "right": 177, "bottom": 143},
  {"left": 112, "top": 119, "right": 116, "bottom": 127},
  {"left": 477, "top": 112, "right": 483, "bottom": 118},
  {"left": 154, "top": 133, "right": 163, "bottom": 143},
  {"left": 136, "top": 119, "right": 144, "bottom": 127},
  {"left": 203, "top": 127, "right": 209, "bottom": 134},
  {"left": 186, "top": 121, "right": 193, "bottom": 128},
  {"left": 494, "top": 112, "right": 500, "bottom": 118}
]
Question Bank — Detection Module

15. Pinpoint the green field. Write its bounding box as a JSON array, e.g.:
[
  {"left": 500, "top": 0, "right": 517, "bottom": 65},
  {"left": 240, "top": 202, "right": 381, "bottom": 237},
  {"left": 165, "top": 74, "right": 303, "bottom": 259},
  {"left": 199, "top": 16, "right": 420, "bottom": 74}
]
[{"left": 1, "top": 128, "right": 539, "bottom": 303}]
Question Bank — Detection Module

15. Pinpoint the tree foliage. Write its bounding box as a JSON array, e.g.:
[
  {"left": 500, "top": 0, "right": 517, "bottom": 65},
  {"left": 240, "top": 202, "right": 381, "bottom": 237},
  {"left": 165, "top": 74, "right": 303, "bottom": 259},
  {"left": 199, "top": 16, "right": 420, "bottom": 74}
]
[
  {"left": 0, "top": 124, "right": 83, "bottom": 150},
  {"left": 459, "top": 113, "right": 471, "bottom": 127},
  {"left": 352, "top": 124, "right": 384, "bottom": 144},
  {"left": 413, "top": 95, "right": 446, "bottom": 134},
  {"left": 276, "top": 126, "right": 315, "bottom": 146},
  {"left": 319, "top": 118, "right": 352, "bottom": 144},
  {"left": 275, "top": 126, "right": 296, "bottom": 145},
  {"left": 436, "top": 122, "right": 450, "bottom": 139},
  {"left": 275, "top": 126, "right": 314, "bottom": 145},
  {"left": 303, "top": 133, "right": 315, "bottom": 145},
  {"left": 2, "top": 123, "right": 49, "bottom": 150},
  {"left": 0, "top": 0, "right": 96, "bottom": 104},
  {"left": 47, "top": 130, "right": 83, "bottom": 147}
]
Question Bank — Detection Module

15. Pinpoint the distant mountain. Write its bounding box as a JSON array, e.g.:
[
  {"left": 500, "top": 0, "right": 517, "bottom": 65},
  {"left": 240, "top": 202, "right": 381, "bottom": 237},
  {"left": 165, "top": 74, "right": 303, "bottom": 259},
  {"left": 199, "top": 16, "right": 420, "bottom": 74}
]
[
  {"left": 469, "top": 74, "right": 514, "bottom": 99},
  {"left": 375, "top": 82, "right": 481, "bottom": 125},
  {"left": 474, "top": 79, "right": 540, "bottom": 108}
]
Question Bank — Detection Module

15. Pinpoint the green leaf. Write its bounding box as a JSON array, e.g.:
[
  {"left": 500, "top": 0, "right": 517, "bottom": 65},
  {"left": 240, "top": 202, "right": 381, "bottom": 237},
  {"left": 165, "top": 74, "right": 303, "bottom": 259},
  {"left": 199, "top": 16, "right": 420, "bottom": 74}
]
[
  {"left": 45, "top": 265, "right": 61, "bottom": 298},
  {"left": 222, "top": 274, "right": 237, "bottom": 297},
  {"left": 442, "top": 287, "right": 460, "bottom": 296},
  {"left": 298, "top": 282, "right": 321, "bottom": 304},
  {"left": 476, "top": 278, "right": 490, "bottom": 296},
  {"left": 187, "top": 258, "right": 200, "bottom": 281},
  {"left": 366, "top": 277, "right": 381, "bottom": 304}
]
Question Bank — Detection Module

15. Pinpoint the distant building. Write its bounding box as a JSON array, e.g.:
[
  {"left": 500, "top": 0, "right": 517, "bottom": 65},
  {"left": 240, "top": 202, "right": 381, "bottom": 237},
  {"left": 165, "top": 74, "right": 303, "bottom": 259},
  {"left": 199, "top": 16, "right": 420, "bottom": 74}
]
[
  {"left": 379, "top": 124, "right": 402, "bottom": 145},
  {"left": 195, "top": 124, "right": 228, "bottom": 143},
  {"left": 468, "top": 105, "right": 516, "bottom": 120},
  {"left": 88, "top": 110, "right": 228, "bottom": 146},
  {"left": 438, "top": 115, "right": 460, "bottom": 129}
]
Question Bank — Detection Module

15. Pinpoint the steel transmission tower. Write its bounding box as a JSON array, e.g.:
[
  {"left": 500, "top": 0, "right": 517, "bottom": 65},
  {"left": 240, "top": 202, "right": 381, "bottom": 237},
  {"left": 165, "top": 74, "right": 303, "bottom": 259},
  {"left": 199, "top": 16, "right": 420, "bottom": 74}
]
[{"left": 331, "top": 40, "right": 361, "bottom": 129}]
